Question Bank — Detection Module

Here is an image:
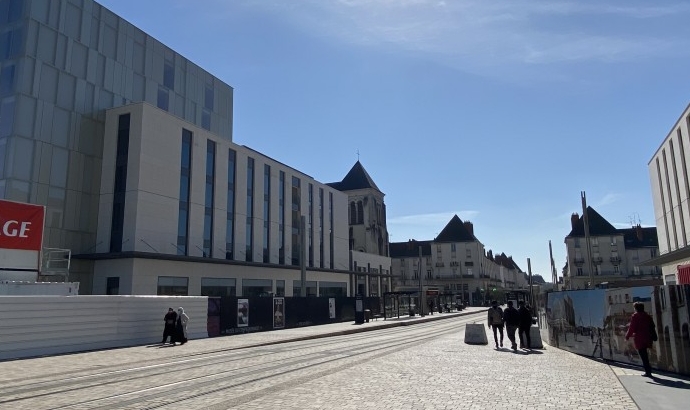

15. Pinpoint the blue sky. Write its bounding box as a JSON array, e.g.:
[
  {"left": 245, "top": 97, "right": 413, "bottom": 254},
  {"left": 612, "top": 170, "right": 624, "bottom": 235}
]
[{"left": 98, "top": 0, "right": 690, "bottom": 280}]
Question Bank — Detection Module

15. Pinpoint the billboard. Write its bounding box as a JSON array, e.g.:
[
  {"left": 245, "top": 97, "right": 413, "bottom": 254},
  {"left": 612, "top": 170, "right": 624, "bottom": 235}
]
[
  {"left": 0, "top": 200, "right": 45, "bottom": 251},
  {"left": 544, "top": 285, "right": 690, "bottom": 376}
]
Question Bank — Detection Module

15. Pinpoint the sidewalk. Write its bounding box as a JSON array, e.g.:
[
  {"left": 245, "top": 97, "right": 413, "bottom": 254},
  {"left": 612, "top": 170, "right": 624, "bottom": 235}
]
[{"left": 3, "top": 306, "right": 688, "bottom": 409}]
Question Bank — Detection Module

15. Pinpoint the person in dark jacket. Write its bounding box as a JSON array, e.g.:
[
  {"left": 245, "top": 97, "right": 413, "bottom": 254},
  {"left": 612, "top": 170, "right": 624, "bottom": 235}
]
[
  {"left": 161, "top": 307, "right": 177, "bottom": 344},
  {"left": 518, "top": 301, "right": 532, "bottom": 350},
  {"left": 625, "top": 302, "right": 655, "bottom": 377},
  {"left": 503, "top": 300, "right": 520, "bottom": 351},
  {"left": 487, "top": 300, "right": 504, "bottom": 349}
]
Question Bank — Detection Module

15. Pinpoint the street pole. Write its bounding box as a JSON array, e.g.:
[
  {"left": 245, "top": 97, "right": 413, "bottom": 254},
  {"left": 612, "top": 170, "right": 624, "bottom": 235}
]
[
  {"left": 419, "top": 245, "right": 425, "bottom": 316},
  {"left": 528, "top": 258, "right": 534, "bottom": 306}
]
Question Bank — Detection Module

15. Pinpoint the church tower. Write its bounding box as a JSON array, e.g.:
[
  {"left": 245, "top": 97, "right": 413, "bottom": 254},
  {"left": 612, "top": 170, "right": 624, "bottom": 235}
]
[{"left": 328, "top": 161, "right": 389, "bottom": 256}]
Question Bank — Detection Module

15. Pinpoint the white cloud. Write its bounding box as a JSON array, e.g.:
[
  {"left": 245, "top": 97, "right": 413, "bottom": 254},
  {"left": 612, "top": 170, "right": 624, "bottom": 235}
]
[
  {"left": 596, "top": 193, "right": 623, "bottom": 207},
  {"left": 232, "top": 0, "right": 688, "bottom": 77}
]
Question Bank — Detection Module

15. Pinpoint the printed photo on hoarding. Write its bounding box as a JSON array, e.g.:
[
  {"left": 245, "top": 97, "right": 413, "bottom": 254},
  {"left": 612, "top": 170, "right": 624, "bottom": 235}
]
[
  {"left": 273, "top": 297, "right": 285, "bottom": 329},
  {"left": 237, "top": 299, "right": 249, "bottom": 327}
]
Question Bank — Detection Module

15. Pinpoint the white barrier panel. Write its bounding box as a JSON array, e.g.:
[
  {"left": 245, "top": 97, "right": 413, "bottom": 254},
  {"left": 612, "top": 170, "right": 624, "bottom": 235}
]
[
  {"left": 0, "top": 281, "right": 79, "bottom": 295},
  {"left": 0, "top": 295, "right": 208, "bottom": 360},
  {"left": 464, "top": 323, "right": 489, "bottom": 345},
  {"left": 529, "top": 326, "right": 543, "bottom": 349}
]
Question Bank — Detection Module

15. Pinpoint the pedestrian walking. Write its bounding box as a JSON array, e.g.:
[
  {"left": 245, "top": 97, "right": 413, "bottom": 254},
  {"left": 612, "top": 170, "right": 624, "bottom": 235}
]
[
  {"left": 625, "top": 302, "right": 657, "bottom": 377},
  {"left": 173, "top": 307, "right": 189, "bottom": 346},
  {"left": 487, "top": 300, "right": 504, "bottom": 349},
  {"left": 503, "top": 300, "right": 520, "bottom": 351},
  {"left": 518, "top": 301, "right": 532, "bottom": 349},
  {"left": 161, "top": 307, "right": 177, "bottom": 344}
]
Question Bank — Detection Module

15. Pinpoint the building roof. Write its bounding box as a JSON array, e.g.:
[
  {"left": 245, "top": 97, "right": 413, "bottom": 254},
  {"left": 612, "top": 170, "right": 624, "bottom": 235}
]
[
  {"left": 567, "top": 206, "right": 618, "bottom": 237},
  {"left": 327, "top": 161, "right": 382, "bottom": 193},
  {"left": 434, "top": 215, "right": 477, "bottom": 242},
  {"left": 621, "top": 226, "right": 658, "bottom": 248},
  {"left": 390, "top": 240, "right": 432, "bottom": 258},
  {"left": 495, "top": 252, "right": 523, "bottom": 272}
]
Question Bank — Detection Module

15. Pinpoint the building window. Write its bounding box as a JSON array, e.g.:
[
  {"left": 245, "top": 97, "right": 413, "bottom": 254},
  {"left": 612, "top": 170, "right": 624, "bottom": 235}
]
[
  {"left": 203, "top": 140, "right": 215, "bottom": 257},
  {"left": 263, "top": 164, "right": 271, "bottom": 263},
  {"left": 276, "top": 280, "right": 285, "bottom": 296},
  {"left": 633, "top": 266, "right": 640, "bottom": 275},
  {"left": 308, "top": 183, "right": 313, "bottom": 267},
  {"left": 350, "top": 202, "right": 356, "bottom": 225},
  {"left": 319, "top": 188, "right": 324, "bottom": 268},
  {"left": 201, "top": 278, "right": 236, "bottom": 297},
  {"left": 202, "top": 109, "right": 211, "bottom": 131},
  {"left": 279, "top": 171, "right": 285, "bottom": 264},
  {"left": 466, "top": 249, "right": 472, "bottom": 258},
  {"left": 451, "top": 243, "right": 456, "bottom": 252},
  {"left": 157, "top": 276, "right": 188, "bottom": 296},
  {"left": 291, "top": 176, "right": 301, "bottom": 266},
  {"left": 163, "top": 59, "right": 175, "bottom": 89},
  {"left": 591, "top": 237, "right": 598, "bottom": 246},
  {"left": 577, "top": 267, "right": 583, "bottom": 276},
  {"left": 613, "top": 265, "right": 619, "bottom": 273},
  {"left": 357, "top": 201, "right": 364, "bottom": 224},
  {"left": 110, "top": 114, "right": 130, "bottom": 252},
  {"left": 246, "top": 157, "right": 255, "bottom": 262},
  {"left": 329, "top": 192, "right": 334, "bottom": 269},
  {"left": 106, "top": 277, "right": 119, "bottom": 295},
  {"left": 157, "top": 86, "right": 169, "bottom": 111},
  {"left": 293, "top": 280, "right": 317, "bottom": 297},
  {"left": 177, "top": 129, "right": 192, "bottom": 255},
  {"left": 204, "top": 84, "right": 214, "bottom": 110},
  {"left": 574, "top": 238, "right": 580, "bottom": 248},
  {"left": 242, "top": 278, "right": 272, "bottom": 297},
  {"left": 226, "top": 149, "right": 236, "bottom": 259},
  {"left": 467, "top": 268, "right": 473, "bottom": 276}
]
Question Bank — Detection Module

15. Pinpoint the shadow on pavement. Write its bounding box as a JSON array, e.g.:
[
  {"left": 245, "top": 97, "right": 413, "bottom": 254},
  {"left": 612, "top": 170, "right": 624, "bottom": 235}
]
[{"left": 647, "top": 376, "right": 690, "bottom": 389}]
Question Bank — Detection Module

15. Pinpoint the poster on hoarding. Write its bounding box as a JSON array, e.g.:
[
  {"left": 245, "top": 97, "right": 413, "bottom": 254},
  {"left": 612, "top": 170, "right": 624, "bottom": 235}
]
[
  {"left": 329, "top": 298, "right": 336, "bottom": 319},
  {"left": 273, "top": 297, "right": 285, "bottom": 329},
  {"left": 237, "top": 299, "right": 249, "bottom": 327},
  {"left": 0, "top": 200, "right": 45, "bottom": 251}
]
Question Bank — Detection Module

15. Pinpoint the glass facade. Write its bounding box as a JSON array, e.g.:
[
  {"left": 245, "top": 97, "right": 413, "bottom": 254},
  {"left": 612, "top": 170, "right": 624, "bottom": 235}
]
[
  {"left": 278, "top": 171, "right": 285, "bottom": 264},
  {"left": 177, "top": 129, "right": 192, "bottom": 255},
  {"left": 329, "top": 192, "right": 334, "bottom": 269},
  {"left": 245, "top": 157, "right": 254, "bottom": 262},
  {"left": 0, "top": 0, "right": 234, "bottom": 265},
  {"left": 292, "top": 280, "right": 317, "bottom": 297},
  {"left": 263, "top": 164, "right": 270, "bottom": 263},
  {"left": 308, "top": 183, "right": 313, "bottom": 267},
  {"left": 203, "top": 140, "right": 216, "bottom": 257},
  {"left": 201, "top": 277, "right": 235, "bottom": 297},
  {"left": 291, "top": 176, "right": 301, "bottom": 266},
  {"left": 109, "top": 114, "right": 129, "bottom": 252},
  {"left": 226, "top": 149, "right": 236, "bottom": 259},
  {"left": 319, "top": 188, "right": 324, "bottom": 268},
  {"left": 242, "top": 278, "right": 272, "bottom": 297},
  {"left": 157, "top": 276, "right": 189, "bottom": 296}
]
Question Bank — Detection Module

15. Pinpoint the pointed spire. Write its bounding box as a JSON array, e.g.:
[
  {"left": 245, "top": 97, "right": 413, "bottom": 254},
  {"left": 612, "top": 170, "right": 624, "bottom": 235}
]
[{"left": 327, "top": 161, "right": 382, "bottom": 193}]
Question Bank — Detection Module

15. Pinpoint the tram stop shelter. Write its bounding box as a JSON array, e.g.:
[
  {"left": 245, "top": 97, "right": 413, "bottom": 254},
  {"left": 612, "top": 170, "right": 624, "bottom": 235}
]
[{"left": 383, "top": 291, "right": 419, "bottom": 319}]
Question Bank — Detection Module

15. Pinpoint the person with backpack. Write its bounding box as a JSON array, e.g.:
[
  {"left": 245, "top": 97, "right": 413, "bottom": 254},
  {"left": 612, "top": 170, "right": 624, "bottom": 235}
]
[
  {"left": 487, "top": 300, "right": 504, "bottom": 349},
  {"left": 518, "top": 301, "right": 533, "bottom": 350},
  {"left": 503, "top": 300, "right": 520, "bottom": 351},
  {"left": 625, "top": 302, "right": 657, "bottom": 377}
]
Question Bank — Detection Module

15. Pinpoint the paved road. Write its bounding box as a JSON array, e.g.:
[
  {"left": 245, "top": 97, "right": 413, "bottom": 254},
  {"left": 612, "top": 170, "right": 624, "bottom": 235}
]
[{"left": 0, "top": 309, "right": 650, "bottom": 409}]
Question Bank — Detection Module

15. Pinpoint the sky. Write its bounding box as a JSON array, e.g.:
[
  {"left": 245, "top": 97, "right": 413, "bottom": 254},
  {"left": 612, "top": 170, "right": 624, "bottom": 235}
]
[{"left": 98, "top": 0, "right": 690, "bottom": 281}]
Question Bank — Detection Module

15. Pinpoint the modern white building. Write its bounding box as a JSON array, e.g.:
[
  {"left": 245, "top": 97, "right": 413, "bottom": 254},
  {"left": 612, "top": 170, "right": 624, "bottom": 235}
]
[
  {"left": 390, "top": 215, "right": 527, "bottom": 304},
  {"left": 647, "top": 103, "right": 690, "bottom": 285},
  {"left": 0, "top": 0, "right": 375, "bottom": 296},
  {"left": 563, "top": 206, "right": 661, "bottom": 290}
]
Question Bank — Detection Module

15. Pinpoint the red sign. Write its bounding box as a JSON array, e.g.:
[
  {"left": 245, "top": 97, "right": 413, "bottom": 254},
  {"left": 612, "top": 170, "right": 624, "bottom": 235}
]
[
  {"left": 0, "top": 200, "right": 45, "bottom": 251},
  {"left": 678, "top": 265, "right": 690, "bottom": 285}
]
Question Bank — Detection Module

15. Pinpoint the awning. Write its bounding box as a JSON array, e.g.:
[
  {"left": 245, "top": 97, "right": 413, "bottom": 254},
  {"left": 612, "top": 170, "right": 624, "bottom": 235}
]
[{"left": 678, "top": 264, "right": 690, "bottom": 285}]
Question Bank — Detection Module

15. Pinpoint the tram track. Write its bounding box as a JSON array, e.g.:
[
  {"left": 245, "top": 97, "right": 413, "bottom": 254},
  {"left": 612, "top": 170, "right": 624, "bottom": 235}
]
[{"left": 4, "top": 312, "right": 484, "bottom": 410}]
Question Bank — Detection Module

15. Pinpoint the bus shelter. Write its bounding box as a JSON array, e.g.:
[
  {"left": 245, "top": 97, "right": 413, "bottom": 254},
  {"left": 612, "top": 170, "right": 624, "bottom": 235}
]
[{"left": 383, "top": 291, "right": 419, "bottom": 319}]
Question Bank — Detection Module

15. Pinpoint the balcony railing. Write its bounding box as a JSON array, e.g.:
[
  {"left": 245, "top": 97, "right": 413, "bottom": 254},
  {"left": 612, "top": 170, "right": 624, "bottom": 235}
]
[
  {"left": 592, "top": 257, "right": 603, "bottom": 264},
  {"left": 610, "top": 256, "right": 621, "bottom": 264},
  {"left": 574, "top": 257, "right": 584, "bottom": 265}
]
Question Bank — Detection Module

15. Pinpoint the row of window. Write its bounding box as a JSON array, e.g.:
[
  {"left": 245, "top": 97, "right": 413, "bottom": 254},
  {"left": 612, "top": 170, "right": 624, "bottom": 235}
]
[
  {"left": 170, "top": 123, "right": 334, "bottom": 268},
  {"left": 106, "top": 276, "right": 347, "bottom": 298}
]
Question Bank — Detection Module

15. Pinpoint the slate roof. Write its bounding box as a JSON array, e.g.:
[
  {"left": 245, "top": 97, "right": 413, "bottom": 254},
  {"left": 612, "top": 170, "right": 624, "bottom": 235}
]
[
  {"left": 389, "top": 240, "right": 432, "bottom": 258},
  {"left": 495, "top": 252, "right": 523, "bottom": 272},
  {"left": 434, "top": 215, "right": 477, "bottom": 242},
  {"left": 567, "top": 206, "right": 619, "bottom": 237},
  {"left": 327, "top": 161, "right": 382, "bottom": 193},
  {"left": 621, "top": 227, "right": 658, "bottom": 248}
]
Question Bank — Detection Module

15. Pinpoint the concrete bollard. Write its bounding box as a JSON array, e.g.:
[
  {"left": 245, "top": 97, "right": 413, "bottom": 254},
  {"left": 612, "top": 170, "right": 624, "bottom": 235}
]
[
  {"left": 464, "top": 323, "right": 489, "bottom": 345},
  {"left": 529, "top": 326, "right": 543, "bottom": 349}
]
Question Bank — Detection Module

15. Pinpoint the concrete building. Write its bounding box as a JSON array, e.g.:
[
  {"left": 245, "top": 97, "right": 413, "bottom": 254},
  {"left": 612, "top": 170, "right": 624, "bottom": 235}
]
[
  {"left": 0, "top": 0, "right": 360, "bottom": 296},
  {"left": 390, "top": 215, "right": 527, "bottom": 304},
  {"left": 327, "top": 161, "right": 392, "bottom": 296},
  {"left": 564, "top": 206, "right": 661, "bottom": 290},
  {"left": 647, "top": 103, "right": 690, "bottom": 285}
]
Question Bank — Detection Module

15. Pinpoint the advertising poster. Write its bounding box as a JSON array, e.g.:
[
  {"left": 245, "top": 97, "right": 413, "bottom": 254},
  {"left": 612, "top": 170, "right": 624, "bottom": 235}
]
[
  {"left": 329, "top": 298, "right": 336, "bottom": 319},
  {"left": 237, "top": 299, "right": 249, "bottom": 327},
  {"left": 273, "top": 297, "right": 285, "bottom": 329}
]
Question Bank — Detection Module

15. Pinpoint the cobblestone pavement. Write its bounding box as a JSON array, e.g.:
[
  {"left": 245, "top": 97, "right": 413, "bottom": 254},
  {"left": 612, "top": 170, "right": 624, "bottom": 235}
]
[{"left": 0, "top": 310, "right": 639, "bottom": 410}]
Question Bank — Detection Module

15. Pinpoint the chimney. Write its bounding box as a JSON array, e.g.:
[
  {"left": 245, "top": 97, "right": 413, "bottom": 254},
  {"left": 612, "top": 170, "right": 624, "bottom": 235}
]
[
  {"left": 571, "top": 213, "right": 579, "bottom": 230},
  {"left": 463, "top": 221, "right": 474, "bottom": 236},
  {"left": 636, "top": 224, "right": 643, "bottom": 241}
]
